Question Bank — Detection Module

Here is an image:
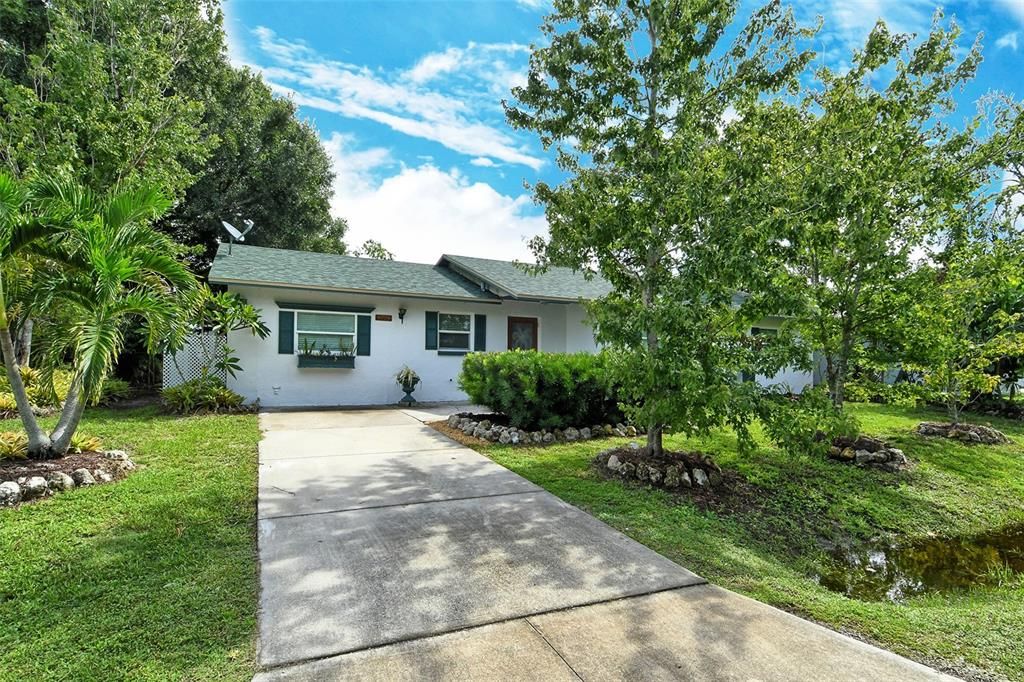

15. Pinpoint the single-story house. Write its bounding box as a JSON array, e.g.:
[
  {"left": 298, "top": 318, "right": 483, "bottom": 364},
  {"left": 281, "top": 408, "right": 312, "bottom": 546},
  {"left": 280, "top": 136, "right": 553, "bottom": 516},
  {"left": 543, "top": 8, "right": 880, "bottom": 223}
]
[{"left": 205, "top": 243, "right": 813, "bottom": 407}]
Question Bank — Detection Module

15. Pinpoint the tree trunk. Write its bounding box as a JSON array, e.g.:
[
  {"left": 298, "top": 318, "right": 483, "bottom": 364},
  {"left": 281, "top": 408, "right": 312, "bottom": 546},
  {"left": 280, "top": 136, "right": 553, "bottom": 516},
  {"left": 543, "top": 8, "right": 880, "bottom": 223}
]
[
  {"left": 15, "top": 317, "right": 32, "bottom": 366},
  {"left": 646, "top": 424, "right": 663, "bottom": 456},
  {"left": 832, "top": 356, "right": 847, "bottom": 407},
  {"left": 946, "top": 366, "right": 960, "bottom": 425},
  {"left": 48, "top": 371, "right": 88, "bottom": 456},
  {"left": 643, "top": 267, "right": 663, "bottom": 457},
  {"left": 0, "top": 322, "right": 51, "bottom": 454},
  {"left": 641, "top": 5, "right": 664, "bottom": 459},
  {"left": 828, "top": 325, "right": 855, "bottom": 408}
]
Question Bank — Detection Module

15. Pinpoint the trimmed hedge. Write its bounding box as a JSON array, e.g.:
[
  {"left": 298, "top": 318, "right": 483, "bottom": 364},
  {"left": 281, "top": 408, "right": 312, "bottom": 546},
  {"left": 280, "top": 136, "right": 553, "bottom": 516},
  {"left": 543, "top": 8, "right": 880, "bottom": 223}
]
[{"left": 458, "top": 350, "right": 622, "bottom": 430}]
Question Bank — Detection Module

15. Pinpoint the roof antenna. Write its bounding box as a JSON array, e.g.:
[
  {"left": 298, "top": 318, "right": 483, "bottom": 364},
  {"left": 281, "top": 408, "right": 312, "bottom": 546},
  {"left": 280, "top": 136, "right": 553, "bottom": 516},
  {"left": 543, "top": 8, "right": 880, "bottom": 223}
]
[{"left": 221, "top": 219, "right": 254, "bottom": 255}]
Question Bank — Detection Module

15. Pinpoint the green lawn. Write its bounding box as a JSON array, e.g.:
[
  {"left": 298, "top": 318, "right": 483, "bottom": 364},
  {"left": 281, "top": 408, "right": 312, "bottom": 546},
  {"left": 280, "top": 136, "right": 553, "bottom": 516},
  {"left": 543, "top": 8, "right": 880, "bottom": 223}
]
[
  {"left": 474, "top": 404, "right": 1024, "bottom": 681},
  {"left": 0, "top": 407, "right": 260, "bottom": 681}
]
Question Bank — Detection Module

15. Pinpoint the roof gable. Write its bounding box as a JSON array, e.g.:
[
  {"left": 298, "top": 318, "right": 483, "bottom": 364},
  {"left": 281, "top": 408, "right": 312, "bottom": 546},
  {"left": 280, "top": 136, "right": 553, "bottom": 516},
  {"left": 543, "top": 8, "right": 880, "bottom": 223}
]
[
  {"left": 208, "top": 243, "right": 498, "bottom": 302},
  {"left": 439, "top": 254, "right": 611, "bottom": 302}
]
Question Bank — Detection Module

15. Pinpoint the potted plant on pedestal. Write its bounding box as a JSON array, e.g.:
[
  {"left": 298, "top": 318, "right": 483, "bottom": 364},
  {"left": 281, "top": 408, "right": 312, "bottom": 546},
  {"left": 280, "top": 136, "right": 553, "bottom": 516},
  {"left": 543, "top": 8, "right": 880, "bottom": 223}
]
[{"left": 396, "top": 366, "right": 420, "bottom": 405}]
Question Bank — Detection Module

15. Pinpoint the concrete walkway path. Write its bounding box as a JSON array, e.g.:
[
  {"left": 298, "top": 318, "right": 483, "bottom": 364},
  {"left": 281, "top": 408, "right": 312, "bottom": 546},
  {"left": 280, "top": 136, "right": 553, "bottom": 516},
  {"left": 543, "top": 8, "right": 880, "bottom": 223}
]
[{"left": 254, "top": 406, "right": 954, "bottom": 681}]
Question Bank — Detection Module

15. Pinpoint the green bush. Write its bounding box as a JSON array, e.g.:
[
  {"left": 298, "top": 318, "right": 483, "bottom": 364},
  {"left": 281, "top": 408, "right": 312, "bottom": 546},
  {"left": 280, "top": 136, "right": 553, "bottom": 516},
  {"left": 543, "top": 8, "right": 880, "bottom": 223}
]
[
  {"left": 843, "top": 378, "right": 874, "bottom": 404},
  {"left": 162, "top": 375, "right": 245, "bottom": 414},
  {"left": 3, "top": 368, "right": 135, "bottom": 408},
  {"left": 68, "top": 432, "right": 103, "bottom": 453},
  {"left": 845, "top": 376, "right": 927, "bottom": 407},
  {"left": 0, "top": 430, "right": 102, "bottom": 461},
  {"left": 0, "top": 431, "right": 28, "bottom": 460},
  {"left": 97, "top": 378, "right": 133, "bottom": 405},
  {"left": 458, "top": 350, "right": 622, "bottom": 430},
  {"left": 0, "top": 366, "right": 68, "bottom": 408},
  {"left": 0, "top": 392, "right": 17, "bottom": 417},
  {"left": 26, "top": 369, "right": 73, "bottom": 408},
  {"left": 758, "top": 386, "right": 859, "bottom": 456}
]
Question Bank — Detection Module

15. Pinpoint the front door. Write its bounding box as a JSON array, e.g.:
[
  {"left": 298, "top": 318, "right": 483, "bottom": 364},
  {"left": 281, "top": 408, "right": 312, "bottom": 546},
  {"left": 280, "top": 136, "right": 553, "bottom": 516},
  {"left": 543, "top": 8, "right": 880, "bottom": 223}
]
[{"left": 507, "top": 316, "right": 539, "bottom": 350}]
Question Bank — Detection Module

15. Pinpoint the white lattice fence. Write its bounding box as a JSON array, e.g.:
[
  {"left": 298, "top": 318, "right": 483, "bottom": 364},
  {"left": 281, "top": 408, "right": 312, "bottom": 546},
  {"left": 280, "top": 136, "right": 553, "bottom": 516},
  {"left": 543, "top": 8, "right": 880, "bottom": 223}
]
[{"left": 163, "top": 332, "right": 227, "bottom": 388}]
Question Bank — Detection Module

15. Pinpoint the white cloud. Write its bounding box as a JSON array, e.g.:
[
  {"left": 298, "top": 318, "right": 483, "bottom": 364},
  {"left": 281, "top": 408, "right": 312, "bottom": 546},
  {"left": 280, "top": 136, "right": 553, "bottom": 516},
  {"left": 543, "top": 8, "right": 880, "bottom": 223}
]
[
  {"left": 515, "top": 0, "right": 546, "bottom": 9},
  {"left": 246, "top": 28, "right": 543, "bottom": 170},
  {"left": 996, "top": 32, "right": 1019, "bottom": 51},
  {"left": 223, "top": 1, "right": 248, "bottom": 68},
  {"left": 994, "top": 0, "right": 1024, "bottom": 25},
  {"left": 799, "top": 0, "right": 938, "bottom": 61},
  {"left": 404, "top": 42, "right": 530, "bottom": 90},
  {"left": 470, "top": 157, "right": 497, "bottom": 167},
  {"left": 828, "top": 0, "right": 933, "bottom": 35},
  {"left": 322, "top": 132, "right": 393, "bottom": 194},
  {"left": 325, "top": 136, "right": 544, "bottom": 263},
  {"left": 405, "top": 46, "right": 465, "bottom": 83}
]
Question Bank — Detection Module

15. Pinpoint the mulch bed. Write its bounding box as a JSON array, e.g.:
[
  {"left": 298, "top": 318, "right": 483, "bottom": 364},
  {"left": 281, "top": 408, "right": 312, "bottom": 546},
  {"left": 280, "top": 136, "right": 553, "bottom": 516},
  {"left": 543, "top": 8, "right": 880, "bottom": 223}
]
[{"left": 0, "top": 451, "right": 130, "bottom": 481}]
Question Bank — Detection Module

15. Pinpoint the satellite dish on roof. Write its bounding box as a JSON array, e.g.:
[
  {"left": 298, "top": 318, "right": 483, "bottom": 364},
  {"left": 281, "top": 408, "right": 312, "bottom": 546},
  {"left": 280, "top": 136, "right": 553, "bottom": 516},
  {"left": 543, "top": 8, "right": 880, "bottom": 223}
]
[{"left": 221, "top": 219, "right": 255, "bottom": 254}]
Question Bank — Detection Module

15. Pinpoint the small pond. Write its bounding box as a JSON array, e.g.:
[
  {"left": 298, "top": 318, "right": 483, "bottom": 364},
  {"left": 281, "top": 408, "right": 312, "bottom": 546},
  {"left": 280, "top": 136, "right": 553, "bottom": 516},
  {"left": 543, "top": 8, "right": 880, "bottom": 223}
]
[{"left": 817, "top": 524, "right": 1024, "bottom": 602}]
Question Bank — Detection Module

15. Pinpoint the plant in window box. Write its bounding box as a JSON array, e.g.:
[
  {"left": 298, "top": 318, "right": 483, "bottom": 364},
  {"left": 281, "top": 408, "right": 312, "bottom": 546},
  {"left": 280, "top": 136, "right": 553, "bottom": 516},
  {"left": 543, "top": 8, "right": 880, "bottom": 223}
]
[
  {"left": 297, "top": 339, "right": 356, "bottom": 368},
  {"left": 396, "top": 366, "right": 420, "bottom": 405}
]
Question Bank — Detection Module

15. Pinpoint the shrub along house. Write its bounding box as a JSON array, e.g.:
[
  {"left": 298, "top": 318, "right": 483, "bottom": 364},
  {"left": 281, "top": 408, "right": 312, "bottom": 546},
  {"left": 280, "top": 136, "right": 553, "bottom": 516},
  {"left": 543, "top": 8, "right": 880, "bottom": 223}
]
[{"left": 206, "top": 243, "right": 813, "bottom": 407}]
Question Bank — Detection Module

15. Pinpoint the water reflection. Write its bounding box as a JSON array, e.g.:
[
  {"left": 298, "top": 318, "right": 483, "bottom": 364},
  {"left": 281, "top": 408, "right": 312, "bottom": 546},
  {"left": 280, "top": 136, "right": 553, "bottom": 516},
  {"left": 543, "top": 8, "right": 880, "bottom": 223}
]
[{"left": 818, "top": 525, "right": 1024, "bottom": 602}]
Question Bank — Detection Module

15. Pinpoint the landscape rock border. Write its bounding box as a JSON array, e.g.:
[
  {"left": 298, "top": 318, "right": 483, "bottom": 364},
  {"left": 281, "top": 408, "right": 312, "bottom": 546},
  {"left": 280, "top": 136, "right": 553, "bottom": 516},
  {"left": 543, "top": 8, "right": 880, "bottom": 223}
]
[
  {"left": 445, "top": 413, "right": 641, "bottom": 445},
  {"left": 828, "top": 435, "right": 911, "bottom": 472},
  {"left": 0, "top": 450, "right": 136, "bottom": 508},
  {"left": 915, "top": 421, "right": 1010, "bottom": 445},
  {"left": 595, "top": 443, "right": 723, "bottom": 490}
]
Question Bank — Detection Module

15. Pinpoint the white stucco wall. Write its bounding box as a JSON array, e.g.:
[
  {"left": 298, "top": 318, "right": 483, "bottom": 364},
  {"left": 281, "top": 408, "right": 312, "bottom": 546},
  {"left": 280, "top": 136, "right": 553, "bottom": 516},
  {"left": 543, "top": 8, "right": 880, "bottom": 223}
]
[
  {"left": 223, "top": 284, "right": 814, "bottom": 407},
  {"left": 565, "top": 302, "right": 599, "bottom": 352},
  {"left": 225, "top": 285, "right": 588, "bottom": 407},
  {"left": 748, "top": 318, "right": 815, "bottom": 393}
]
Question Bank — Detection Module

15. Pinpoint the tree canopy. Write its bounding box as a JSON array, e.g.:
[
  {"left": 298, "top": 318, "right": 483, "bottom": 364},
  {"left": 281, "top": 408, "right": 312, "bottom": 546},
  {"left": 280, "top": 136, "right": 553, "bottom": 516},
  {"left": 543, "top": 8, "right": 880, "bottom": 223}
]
[
  {"left": 1, "top": 0, "right": 352, "bottom": 271},
  {"left": 0, "top": 0, "right": 222, "bottom": 197},
  {"left": 763, "top": 17, "right": 992, "bottom": 406},
  {"left": 161, "top": 66, "right": 350, "bottom": 271},
  {"left": 507, "top": 0, "right": 814, "bottom": 454}
]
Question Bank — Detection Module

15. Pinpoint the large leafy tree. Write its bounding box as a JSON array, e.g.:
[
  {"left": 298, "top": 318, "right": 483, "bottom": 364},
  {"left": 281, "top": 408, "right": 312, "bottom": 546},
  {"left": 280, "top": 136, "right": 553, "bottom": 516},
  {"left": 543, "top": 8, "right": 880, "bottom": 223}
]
[
  {"left": 0, "top": 0, "right": 223, "bottom": 196},
  {"left": 1, "top": 2, "right": 350, "bottom": 272},
  {"left": 161, "top": 67, "right": 350, "bottom": 271},
  {"left": 507, "top": 0, "right": 813, "bottom": 455},
  {"left": 1, "top": 174, "right": 198, "bottom": 457},
  {"left": 770, "top": 18, "right": 992, "bottom": 407},
  {"left": 907, "top": 235, "right": 1024, "bottom": 423}
]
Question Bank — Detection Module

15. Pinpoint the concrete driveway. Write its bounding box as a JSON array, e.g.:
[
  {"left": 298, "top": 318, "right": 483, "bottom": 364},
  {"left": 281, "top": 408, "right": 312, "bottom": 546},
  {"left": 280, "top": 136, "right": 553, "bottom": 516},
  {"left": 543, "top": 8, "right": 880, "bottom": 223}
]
[{"left": 254, "top": 407, "right": 954, "bottom": 681}]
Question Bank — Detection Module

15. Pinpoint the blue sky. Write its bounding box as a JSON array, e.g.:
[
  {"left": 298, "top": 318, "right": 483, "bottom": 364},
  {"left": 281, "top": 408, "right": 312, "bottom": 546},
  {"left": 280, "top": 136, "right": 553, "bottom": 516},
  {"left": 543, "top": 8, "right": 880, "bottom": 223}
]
[{"left": 225, "top": 0, "right": 1024, "bottom": 263}]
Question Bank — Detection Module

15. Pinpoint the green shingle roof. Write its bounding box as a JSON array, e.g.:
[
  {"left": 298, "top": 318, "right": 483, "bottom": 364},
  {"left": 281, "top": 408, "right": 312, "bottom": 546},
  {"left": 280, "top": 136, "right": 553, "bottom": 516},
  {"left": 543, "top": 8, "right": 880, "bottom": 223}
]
[
  {"left": 208, "top": 243, "right": 498, "bottom": 302},
  {"left": 440, "top": 254, "right": 611, "bottom": 301}
]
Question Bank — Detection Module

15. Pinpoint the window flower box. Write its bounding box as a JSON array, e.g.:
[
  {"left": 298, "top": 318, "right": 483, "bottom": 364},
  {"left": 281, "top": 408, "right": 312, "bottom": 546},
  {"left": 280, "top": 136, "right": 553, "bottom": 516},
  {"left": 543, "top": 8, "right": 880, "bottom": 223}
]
[{"left": 297, "top": 354, "right": 355, "bottom": 369}]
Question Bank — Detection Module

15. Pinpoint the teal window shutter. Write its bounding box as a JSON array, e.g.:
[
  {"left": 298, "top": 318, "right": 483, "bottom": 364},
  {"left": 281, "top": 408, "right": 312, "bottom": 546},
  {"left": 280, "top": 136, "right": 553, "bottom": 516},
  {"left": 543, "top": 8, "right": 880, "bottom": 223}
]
[
  {"left": 356, "top": 315, "right": 371, "bottom": 356},
  {"left": 278, "top": 311, "right": 295, "bottom": 354},
  {"left": 425, "top": 311, "right": 438, "bottom": 350},
  {"left": 474, "top": 314, "right": 486, "bottom": 351}
]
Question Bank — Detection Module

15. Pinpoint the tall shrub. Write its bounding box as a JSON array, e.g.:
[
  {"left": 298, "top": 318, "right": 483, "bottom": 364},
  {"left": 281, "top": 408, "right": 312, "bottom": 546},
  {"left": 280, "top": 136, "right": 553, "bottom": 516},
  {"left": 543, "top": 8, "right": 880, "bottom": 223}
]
[{"left": 459, "top": 351, "right": 622, "bottom": 430}]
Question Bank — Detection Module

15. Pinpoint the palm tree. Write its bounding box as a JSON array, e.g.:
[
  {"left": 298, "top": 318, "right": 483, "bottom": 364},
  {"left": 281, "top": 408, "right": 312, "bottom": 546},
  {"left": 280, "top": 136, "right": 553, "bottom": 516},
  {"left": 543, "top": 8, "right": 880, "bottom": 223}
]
[
  {"left": 0, "top": 172, "right": 73, "bottom": 454},
  {"left": 31, "top": 182, "right": 199, "bottom": 457},
  {"left": 1, "top": 173, "right": 199, "bottom": 458}
]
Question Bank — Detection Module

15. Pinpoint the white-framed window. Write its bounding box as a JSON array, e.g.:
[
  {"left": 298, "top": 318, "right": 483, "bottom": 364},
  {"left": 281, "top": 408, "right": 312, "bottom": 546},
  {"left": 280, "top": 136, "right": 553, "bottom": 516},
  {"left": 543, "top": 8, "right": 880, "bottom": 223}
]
[
  {"left": 438, "top": 312, "right": 472, "bottom": 351},
  {"left": 296, "top": 311, "right": 357, "bottom": 355}
]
